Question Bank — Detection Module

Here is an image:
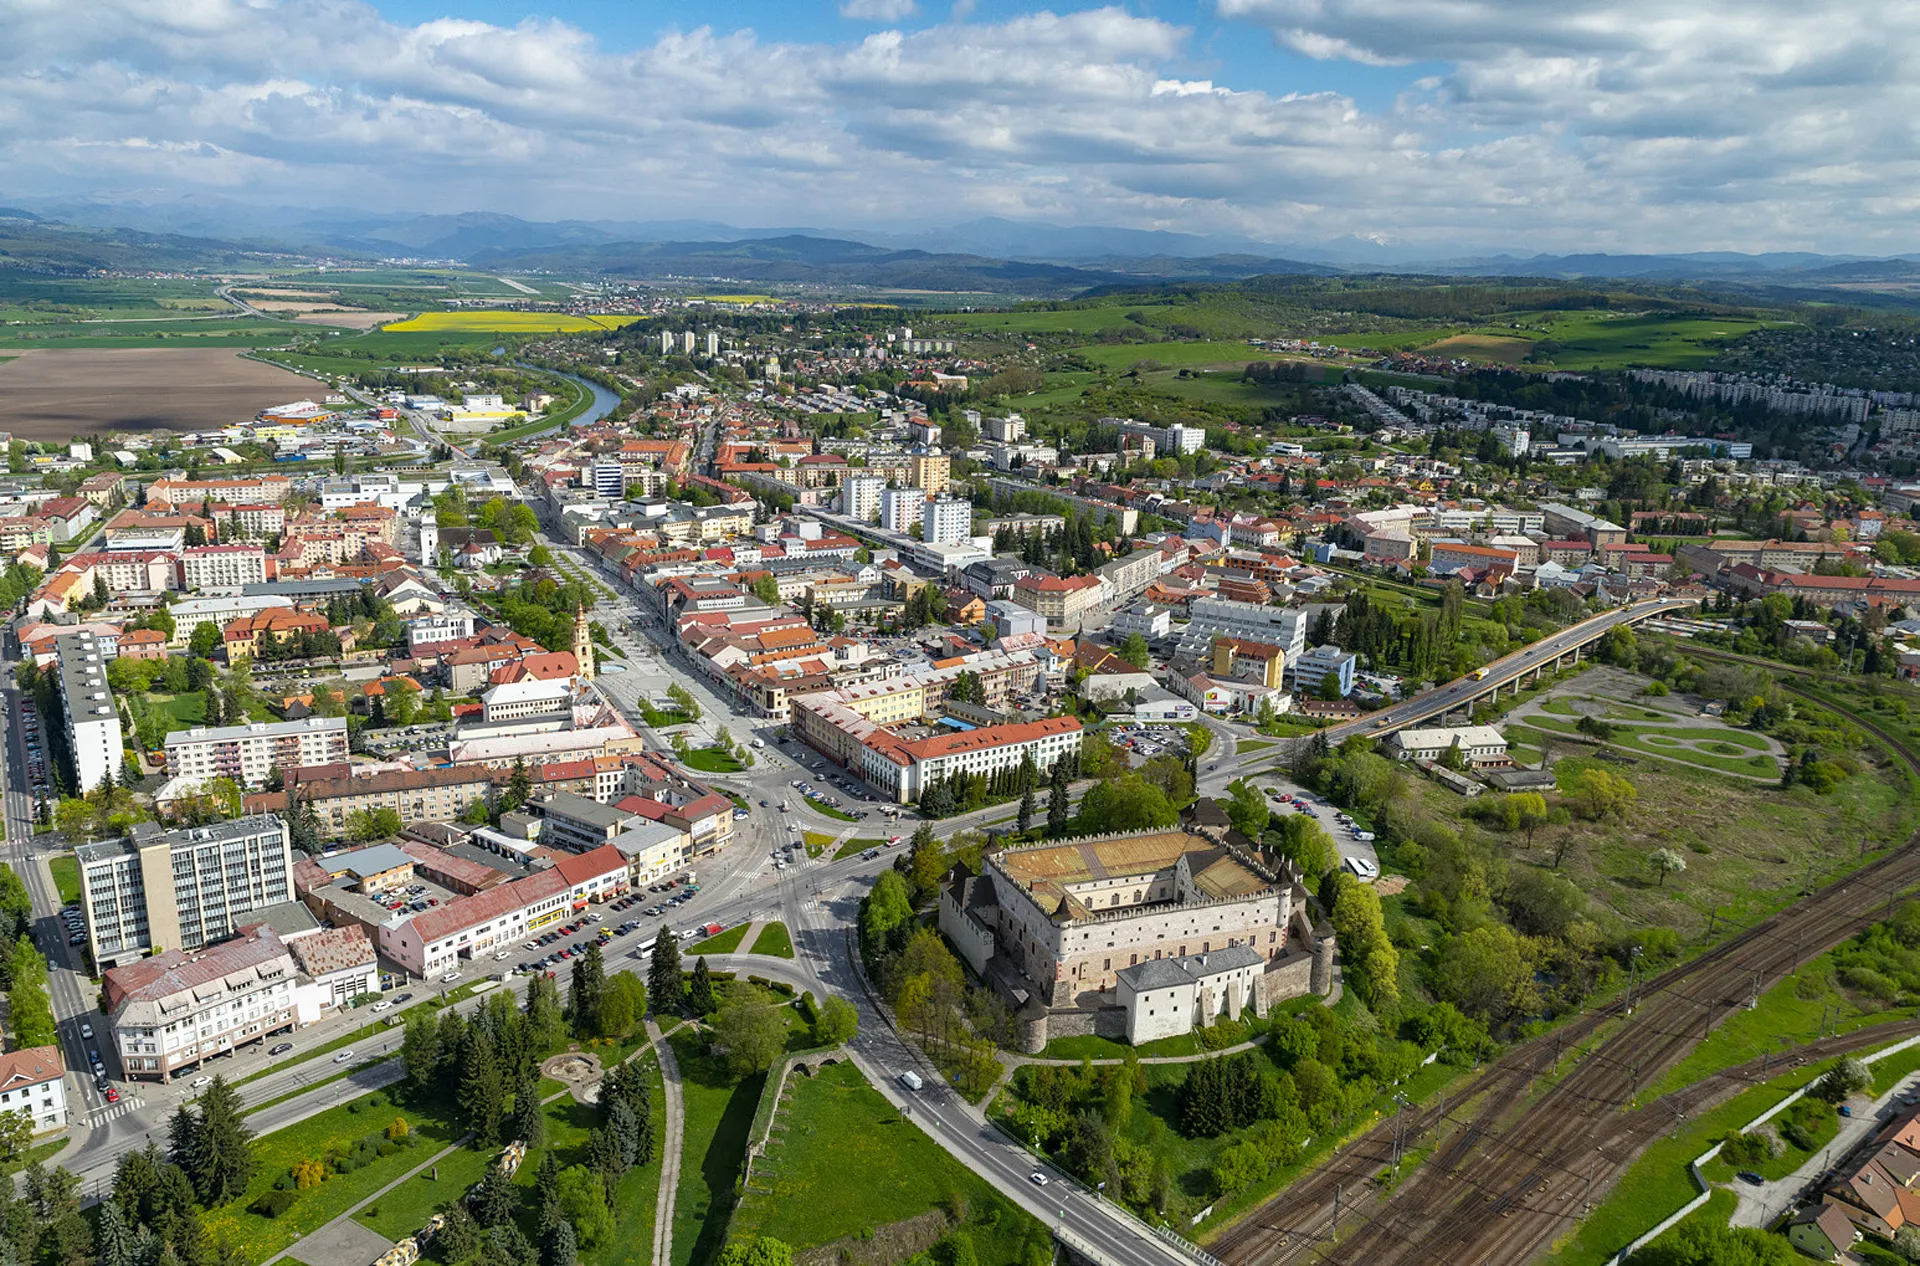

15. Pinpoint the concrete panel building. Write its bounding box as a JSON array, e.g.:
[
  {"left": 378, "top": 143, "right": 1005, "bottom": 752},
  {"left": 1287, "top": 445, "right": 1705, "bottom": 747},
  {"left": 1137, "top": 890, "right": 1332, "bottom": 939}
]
[
  {"left": 55, "top": 631, "right": 121, "bottom": 795},
  {"left": 76, "top": 816, "right": 294, "bottom": 967}
]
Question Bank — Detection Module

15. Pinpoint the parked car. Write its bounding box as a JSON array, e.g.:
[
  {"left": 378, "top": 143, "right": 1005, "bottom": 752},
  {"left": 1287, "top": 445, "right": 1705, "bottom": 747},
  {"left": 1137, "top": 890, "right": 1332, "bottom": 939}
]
[
  {"left": 269, "top": 1043, "right": 293, "bottom": 1056},
  {"left": 371, "top": 1000, "right": 394, "bottom": 1012},
  {"left": 191, "top": 1076, "right": 213, "bottom": 1089}
]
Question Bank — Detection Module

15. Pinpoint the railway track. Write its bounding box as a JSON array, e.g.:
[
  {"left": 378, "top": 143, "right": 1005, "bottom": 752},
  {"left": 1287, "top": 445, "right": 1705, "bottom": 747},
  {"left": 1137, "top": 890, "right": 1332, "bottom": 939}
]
[{"left": 1216, "top": 671, "right": 1920, "bottom": 1266}]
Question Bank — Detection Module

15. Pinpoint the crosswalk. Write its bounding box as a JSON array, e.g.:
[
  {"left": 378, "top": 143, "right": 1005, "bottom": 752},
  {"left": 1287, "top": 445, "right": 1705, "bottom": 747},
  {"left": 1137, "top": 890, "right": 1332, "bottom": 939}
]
[{"left": 87, "top": 1095, "right": 144, "bottom": 1126}]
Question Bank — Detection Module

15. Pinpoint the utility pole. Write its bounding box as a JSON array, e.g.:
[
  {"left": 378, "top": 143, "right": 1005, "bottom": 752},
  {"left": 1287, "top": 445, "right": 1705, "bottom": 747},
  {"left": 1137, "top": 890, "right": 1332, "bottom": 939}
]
[
  {"left": 1584, "top": 1156, "right": 1597, "bottom": 1212},
  {"left": 1750, "top": 971, "right": 1761, "bottom": 1011},
  {"left": 1333, "top": 1183, "right": 1343, "bottom": 1241}
]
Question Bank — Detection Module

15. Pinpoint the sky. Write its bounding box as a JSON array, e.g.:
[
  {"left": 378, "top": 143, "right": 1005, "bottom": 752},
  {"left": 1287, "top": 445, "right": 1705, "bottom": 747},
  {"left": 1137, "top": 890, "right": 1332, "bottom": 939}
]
[{"left": 4, "top": 0, "right": 1917, "bottom": 256}]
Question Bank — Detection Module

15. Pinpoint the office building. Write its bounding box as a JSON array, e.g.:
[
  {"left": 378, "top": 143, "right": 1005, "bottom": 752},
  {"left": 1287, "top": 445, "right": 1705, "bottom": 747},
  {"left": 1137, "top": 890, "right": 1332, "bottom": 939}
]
[
  {"left": 591, "top": 462, "right": 625, "bottom": 499},
  {"left": 1286, "top": 645, "right": 1357, "bottom": 698},
  {"left": 77, "top": 816, "right": 295, "bottom": 967},
  {"left": 55, "top": 631, "right": 121, "bottom": 795}
]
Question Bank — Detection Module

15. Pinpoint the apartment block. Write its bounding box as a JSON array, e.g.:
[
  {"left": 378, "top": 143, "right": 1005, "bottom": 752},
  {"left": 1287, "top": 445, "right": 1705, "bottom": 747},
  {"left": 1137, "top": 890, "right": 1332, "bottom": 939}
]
[
  {"left": 164, "top": 717, "right": 349, "bottom": 788},
  {"left": 104, "top": 923, "right": 298, "bottom": 1082},
  {"left": 55, "top": 631, "right": 121, "bottom": 795},
  {"left": 182, "top": 544, "right": 268, "bottom": 591}
]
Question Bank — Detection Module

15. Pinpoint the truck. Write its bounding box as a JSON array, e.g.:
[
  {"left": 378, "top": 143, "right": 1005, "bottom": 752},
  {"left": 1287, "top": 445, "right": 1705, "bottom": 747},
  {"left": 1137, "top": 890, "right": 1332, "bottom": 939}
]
[
  {"left": 701, "top": 923, "right": 724, "bottom": 938},
  {"left": 1469, "top": 668, "right": 1490, "bottom": 680},
  {"left": 898, "top": 1071, "right": 923, "bottom": 1092}
]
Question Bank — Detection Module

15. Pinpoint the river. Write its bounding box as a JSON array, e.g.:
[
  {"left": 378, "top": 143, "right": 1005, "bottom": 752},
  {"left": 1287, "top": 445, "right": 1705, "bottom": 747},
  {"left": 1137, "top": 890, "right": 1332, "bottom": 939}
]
[{"left": 519, "top": 362, "right": 620, "bottom": 432}]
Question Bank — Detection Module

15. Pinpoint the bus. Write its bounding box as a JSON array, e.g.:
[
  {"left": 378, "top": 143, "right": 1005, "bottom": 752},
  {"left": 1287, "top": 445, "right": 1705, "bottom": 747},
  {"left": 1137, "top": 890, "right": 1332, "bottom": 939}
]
[{"left": 1469, "top": 668, "right": 1490, "bottom": 680}]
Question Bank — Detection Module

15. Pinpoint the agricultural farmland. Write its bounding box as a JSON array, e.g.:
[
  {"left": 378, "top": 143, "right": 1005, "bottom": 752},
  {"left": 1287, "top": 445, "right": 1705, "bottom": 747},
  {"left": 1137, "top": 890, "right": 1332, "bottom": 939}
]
[
  {"left": 381, "top": 311, "right": 647, "bottom": 334},
  {"left": 0, "top": 348, "right": 319, "bottom": 437}
]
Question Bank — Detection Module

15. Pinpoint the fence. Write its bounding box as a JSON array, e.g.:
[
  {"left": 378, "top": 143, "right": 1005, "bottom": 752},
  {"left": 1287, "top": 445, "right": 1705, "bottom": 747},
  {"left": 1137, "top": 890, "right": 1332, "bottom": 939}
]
[{"left": 1606, "top": 1033, "right": 1920, "bottom": 1264}]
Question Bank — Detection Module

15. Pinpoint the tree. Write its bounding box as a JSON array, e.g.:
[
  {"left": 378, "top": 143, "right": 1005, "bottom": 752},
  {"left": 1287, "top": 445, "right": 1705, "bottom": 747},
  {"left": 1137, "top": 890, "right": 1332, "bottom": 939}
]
[
  {"left": 0, "top": 1110, "right": 32, "bottom": 1171},
  {"left": 1628, "top": 1219, "right": 1798, "bottom": 1266},
  {"left": 861, "top": 870, "right": 913, "bottom": 960},
  {"left": 471, "top": 1161, "right": 517, "bottom": 1228},
  {"left": 711, "top": 996, "right": 787, "bottom": 1077},
  {"left": 687, "top": 957, "right": 716, "bottom": 1017},
  {"left": 1225, "top": 781, "right": 1270, "bottom": 841},
  {"left": 1649, "top": 847, "right": 1687, "bottom": 887},
  {"left": 716, "top": 1239, "right": 795, "bottom": 1266},
  {"left": 554, "top": 1165, "right": 612, "bottom": 1249},
  {"left": 1506, "top": 792, "right": 1550, "bottom": 846},
  {"left": 1016, "top": 785, "right": 1035, "bottom": 835},
  {"left": 544, "top": 1219, "right": 578, "bottom": 1266},
  {"left": 1047, "top": 761, "right": 1070, "bottom": 837},
  {"left": 346, "top": 807, "right": 403, "bottom": 841},
  {"left": 401, "top": 1010, "right": 440, "bottom": 1094},
  {"left": 1074, "top": 773, "right": 1175, "bottom": 834},
  {"left": 570, "top": 942, "right": 606, "bottom": 1038},
  {"left": 1119, "top": 633, "right": 1151, "bottom": 670},
  {"left": 648, "top": 928, "right": 684, "bottom": 1015},
  {"left": 189, "top": 622, "right": 221, "bottom": 659},
  {"left": 439, "top": 1206, "right": 483, "bottom": 1263},
  {"left": 95, "top": 1195, "right": 132, "bottom": 1266},
  {"left": 459, "top": 1025, "right": 507, "bottom": 1147},
  {"left": 1564, "top": 766, "right": 1636, "bottom": 821},
  {"left": 600, "top": 973, "right": 646, "bottom": 1039},
  {"left": 181, "top": 1076, "right": 254, "bottom": 1206},
  {"left": 1433, "top": 925, "right": 1538, "bottom": 1022},
  {"left": 525, "top": 973, "right": 568, "bottom": 1056},
  {"left": 812, "top": 995, "right": 859, "bottom": 1046}
]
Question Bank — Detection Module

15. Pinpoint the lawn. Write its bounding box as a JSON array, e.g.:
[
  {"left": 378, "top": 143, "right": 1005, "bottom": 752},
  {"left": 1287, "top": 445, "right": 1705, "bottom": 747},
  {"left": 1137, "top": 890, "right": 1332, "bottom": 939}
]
[
  {"left": 681, "top": 748, "right": 744, "bottom": 774},
  {"left": 1036, "top": 1032, "right": 1206, "bottom": 1060},
  {"left": 1522, "top": 714, "right": 1781, "bottom": 778},
  {"left": 46, "top": 854, "right": 80, "bottom": 906},
  {"left": 200, "top": 1088, "right": 465, "bottom": 1263},
  {"left": 802, "top": 831, "right": 837, "bottom": 859},
  {"left": 1076, "top": 340, "right": 1264, "bottom": 372},
  {"left": 730, "top": 1061, "right": 1050, "bottom": 1263},
  {"left": 747, "top": 923, "right": 794, "bottom": 958},
  {"left": 691, "top": 924, "right": 750, "bottom": 955},
  {"left": 831, "top": 837, "right": 890, "bottom": 860},
  {"left": 1236, "top": 740, "right": 1275, "bottom": 755},
  {"left": 667, "top": 1030, "right": 766, "bottom": 1266},
  {"left": 805, "top": 798, "right": 856, "bottom": 822}
]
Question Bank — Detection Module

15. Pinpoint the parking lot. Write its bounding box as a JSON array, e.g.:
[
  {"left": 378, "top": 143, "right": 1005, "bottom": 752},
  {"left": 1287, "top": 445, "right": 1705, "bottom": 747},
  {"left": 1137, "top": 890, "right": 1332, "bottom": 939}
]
[{"left": 1259, "top": 780, "right": 1382, "bottom": 880}]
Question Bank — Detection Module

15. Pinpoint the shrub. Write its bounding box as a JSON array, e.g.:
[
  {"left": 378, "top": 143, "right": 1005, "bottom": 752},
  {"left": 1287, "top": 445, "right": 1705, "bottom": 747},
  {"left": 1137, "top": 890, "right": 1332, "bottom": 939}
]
[
  {"left": 378, "top": 1142, "right": 399, "bottom": 1157},
  {"left": 1719, "top": 1130, "right": 1779, "bottom": 1168},
  {"left": 387, "top": 1117, "right": 410, "bottom": 1142},
  {"left": 253, "top": 1190, "right": 297, "bottom": 1217},
  {"left": 293, "top": 1158, "right": 328, "bottom": 1190}
]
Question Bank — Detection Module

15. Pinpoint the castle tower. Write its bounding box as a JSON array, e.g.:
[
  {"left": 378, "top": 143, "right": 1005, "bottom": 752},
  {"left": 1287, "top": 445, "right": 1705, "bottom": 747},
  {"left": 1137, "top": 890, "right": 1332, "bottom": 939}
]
[{"left": 573, "top": 602, "right": 595, "bottom": 680}]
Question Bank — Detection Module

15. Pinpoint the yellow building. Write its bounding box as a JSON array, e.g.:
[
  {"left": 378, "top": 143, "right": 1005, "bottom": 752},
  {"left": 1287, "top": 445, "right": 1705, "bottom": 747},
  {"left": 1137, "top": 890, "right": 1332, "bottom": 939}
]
[{"left": 909, "top": 453, "right": 951, "bottom": 498}]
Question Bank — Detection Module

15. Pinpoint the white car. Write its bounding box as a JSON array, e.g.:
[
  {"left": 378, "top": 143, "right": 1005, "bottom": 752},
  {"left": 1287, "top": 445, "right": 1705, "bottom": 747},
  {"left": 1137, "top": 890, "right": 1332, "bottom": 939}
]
[
  {"left": 333, "top": 1050, "right": 354, "bottom": 1063},
  {"left": 191, "top": 1076, "right": 213, "bottom": 1089},
  {"left": 79, "top": 1022, "right": 93, "bottom": 1039},
  {"left": 1029, "top": 1172, "right": 1050, "bottom": 1187},
  {"left": 441, "top": 971, "right": 462, "bottom": 983},
  {"left": 494, "top": 951, "right": 510, "bottom": 961},
  {"left": 371, "top": 1000, "right": 393, "bottom": 1012}
]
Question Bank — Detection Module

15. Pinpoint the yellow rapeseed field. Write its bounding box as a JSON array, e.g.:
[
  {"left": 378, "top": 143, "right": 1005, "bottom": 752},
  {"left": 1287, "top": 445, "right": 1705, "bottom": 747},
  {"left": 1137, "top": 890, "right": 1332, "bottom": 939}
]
[{"left": 381, "top": 311, "right": 645, "bottom": 333}]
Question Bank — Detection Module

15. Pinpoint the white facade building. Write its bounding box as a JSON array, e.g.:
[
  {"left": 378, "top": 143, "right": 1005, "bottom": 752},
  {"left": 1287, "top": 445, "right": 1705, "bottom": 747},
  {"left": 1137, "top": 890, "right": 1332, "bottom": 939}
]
[
  {"left": 164, "top": 717, "right": 349, "bottom": 788},
  {"left": 922, "top": 497, "right": 973, "bottom": 545},
  {"left": 880, "top": 487, "right": 926, "bottom": 533},
  {"left": 181, "top": 545, "right": 268, "bottom": 591},
  {"left": 55, "top": 631, "right": 121, "bottom": 795},
  {"left": 77, "top": 816, "right": 295, "bottom": 966},
  {"left": 841, "top": 473, "right": 886, "bottom": 523},
  {"left": 104, "top": 923, "right": 298, "bottom": 1082},
  {"left": 0, "top": 1048, "right": 68, "bottom": 1133}
]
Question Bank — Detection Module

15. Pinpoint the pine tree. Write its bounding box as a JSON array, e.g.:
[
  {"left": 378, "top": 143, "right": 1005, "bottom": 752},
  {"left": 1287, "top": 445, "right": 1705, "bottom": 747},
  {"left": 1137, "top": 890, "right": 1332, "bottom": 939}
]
[
  {"left": 1047, "top": 761, "right": 1070, "bottom": 837},
  {"left": 515, "top": 1069, "right": 545, "bottom": 1150},
  {"left": 459, "top": 1026, "right": 506, "bottom": 1147},
  {"left": 470, "top": 1161, "right": 516, "bottom": 1228},
  {"left": 545, "top": 1220, "right": 578, "bottom": 1266},
  {"left": 164, "top": 1105, "right": 197, "bottom": 1182},
  {"left": 570, "top": 943, "right": 606, "bottom": 1038},
  {"left": 606, "top": 1099, "right": 639, "bottom": 1173},
  {"left": 687, "top": 957, "right": 715, "bottom": 1017},
  {"left": 187, "top": 1076, "right": 255, "bottom": 1206},
  {"left": 95, "top": 1197, "right": 131, "bottom": 1266},
  {"left": 534, "top": 1153, "right": 561, "bottom": 1231},
  {"left": 648, "top": 929, "right": 683, "bottom": 1016},
  {"left": 1017, "top": 786, "right": 1035, "bottom": 835}
]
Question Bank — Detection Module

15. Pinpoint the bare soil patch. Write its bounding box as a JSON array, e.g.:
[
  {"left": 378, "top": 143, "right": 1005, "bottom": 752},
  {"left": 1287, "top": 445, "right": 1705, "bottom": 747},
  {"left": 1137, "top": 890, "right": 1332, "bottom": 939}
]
[
  {"left": 295, "top": 311, "right": 404, "bottom": 329},
  {"left": 1418, "top": 333, "right": 1537, "bottom": 363},
  {"left": 0, "top": 348, "right": 317, "bottom": 436}
]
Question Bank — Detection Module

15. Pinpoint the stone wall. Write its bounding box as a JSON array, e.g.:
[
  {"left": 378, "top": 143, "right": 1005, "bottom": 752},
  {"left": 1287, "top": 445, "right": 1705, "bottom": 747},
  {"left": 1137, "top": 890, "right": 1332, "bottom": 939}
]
[
  {"left": 1260, "top": 946, "right": 1318, "bottom": 1010},
  {"left": 1015, "top": 1002, "right": 1128, "bottom": 1054}
]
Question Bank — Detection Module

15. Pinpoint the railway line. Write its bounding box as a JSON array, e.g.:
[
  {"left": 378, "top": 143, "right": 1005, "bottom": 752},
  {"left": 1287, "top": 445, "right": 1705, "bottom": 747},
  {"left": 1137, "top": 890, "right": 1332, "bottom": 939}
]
[{"left": 1216, "top": 670, "right": 1920, "bottom": 1266}]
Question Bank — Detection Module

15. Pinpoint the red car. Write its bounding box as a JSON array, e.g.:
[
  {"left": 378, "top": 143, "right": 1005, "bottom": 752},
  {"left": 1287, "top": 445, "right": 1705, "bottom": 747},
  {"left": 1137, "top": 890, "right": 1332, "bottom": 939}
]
[{"left": 104, "top": 1087, "right": 119, "bottom": 1103}]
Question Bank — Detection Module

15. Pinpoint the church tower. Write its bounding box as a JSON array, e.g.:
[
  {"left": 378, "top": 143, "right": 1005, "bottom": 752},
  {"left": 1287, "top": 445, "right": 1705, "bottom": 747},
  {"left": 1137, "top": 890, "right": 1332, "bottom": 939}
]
[{"left": 573, "top": 602, "right": 595, "bottom": 680}]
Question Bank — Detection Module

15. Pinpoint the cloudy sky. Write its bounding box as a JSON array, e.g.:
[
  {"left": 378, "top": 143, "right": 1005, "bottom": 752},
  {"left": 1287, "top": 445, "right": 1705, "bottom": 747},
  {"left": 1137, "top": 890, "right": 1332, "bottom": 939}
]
[{"left": 4, "top": 0, "right": 1915, "bottom": 254}]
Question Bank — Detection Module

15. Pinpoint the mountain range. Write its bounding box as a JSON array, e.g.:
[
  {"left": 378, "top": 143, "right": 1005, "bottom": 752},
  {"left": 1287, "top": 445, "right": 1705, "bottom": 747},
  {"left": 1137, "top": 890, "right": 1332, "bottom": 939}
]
[{"left": 3, "top": 194, "right": 1920, "bottom": 300}]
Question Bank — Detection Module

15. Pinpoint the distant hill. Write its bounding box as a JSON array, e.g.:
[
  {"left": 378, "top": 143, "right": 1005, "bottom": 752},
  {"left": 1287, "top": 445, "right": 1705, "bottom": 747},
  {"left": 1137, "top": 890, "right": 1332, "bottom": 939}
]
[
  {"left": 465, "top": 234, "right": 1336, "bottom": 295},
  {"left": 0, "top": 219, "right": 280, "bottom": 273}
]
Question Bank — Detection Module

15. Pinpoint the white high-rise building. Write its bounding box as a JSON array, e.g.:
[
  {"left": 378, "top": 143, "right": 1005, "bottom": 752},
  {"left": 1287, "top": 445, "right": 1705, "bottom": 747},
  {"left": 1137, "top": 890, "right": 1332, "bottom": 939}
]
[
  {"left": 659, "top": 330, "right": 674, "bottom": 355},
  {"left": 842, "top": 473, "right": 886, "bottom": 522},
  {"left": 681, "top": 330, "right": 696, "bottom": 355},
  {"left": 76, "top": 816, "right": 294, "bottom": 967},
  {"left": 881, "top": 487, "right": 926, "bottom": 533},
  {"left": 591, "top": 462, "right": 625, "bottom": 499},
  {"left": 922, "top": 497, "right": 972, "bottom": 545},
  {"left": 56, "top": 632, "right": 120, "bottom": 795},
  {"left": 704, "top": 331, "right": 720, "bottom": 356}
]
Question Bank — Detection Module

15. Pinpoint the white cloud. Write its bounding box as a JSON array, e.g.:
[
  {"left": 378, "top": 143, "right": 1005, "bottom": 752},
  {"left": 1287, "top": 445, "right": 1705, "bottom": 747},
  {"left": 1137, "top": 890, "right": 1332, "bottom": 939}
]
[
  {"left": 839, "top": 0, "right": 918, "bottom": 20},
  {"left": 0, "top": 0, "right": 1916, "bottom": 252}
]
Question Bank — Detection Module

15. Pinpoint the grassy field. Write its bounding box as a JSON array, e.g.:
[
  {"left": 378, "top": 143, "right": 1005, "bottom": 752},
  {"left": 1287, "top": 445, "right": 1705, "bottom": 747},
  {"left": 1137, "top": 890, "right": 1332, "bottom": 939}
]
[
  {"left": 729, "top": 1061, "right": 1049, "bottom": 1263},
  {"left": 1519, "top": 714, "right": 1782, "bottom": 778},
  {"left": 747, "top": 923, "right": 794, "bottom": 958},
  {"left": 805, "top": 797, "right": 856, "bottom": 822},
  {"left": 831, "top": 836, "right": 890, "bottom": 860},
  {"left": 200, "top": 1089, "right": 463, "bottom": 1263},
  {"left": 667, "top": 1030, "right": 765, "bottom": 1266},
  {"left": 1076, "top": 340, "right": 1263, "bottom": 371},
  {"left": 1414, "top": 749, "right": 1917, "bottom": 940},
  {"left": 940, "top": 305, "right": 1146, "bottom": 335},
  {"left": 681, "top": 748, "right": 745, "bottom": 774},
  {"left": 46, "top": 854, "right": 79, "bottom": 906},
  {"left": 691, "top": 924, "right": 750, "bottom": 955},
  {"left": 383, "top": 311, "right": 646, "bottom": 334}
]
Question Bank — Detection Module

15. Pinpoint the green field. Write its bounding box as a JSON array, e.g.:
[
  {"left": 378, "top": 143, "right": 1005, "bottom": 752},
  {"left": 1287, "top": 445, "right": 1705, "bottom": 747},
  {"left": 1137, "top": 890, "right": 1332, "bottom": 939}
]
[
  {"left": 1076, "top": 340, "right": 1265, "bottom": 371},
  {"left": 667, "top": 1030, "right": 766, "bottom": 1266},
  {"left": 46, "top": 854, "right": 80, "bottom": 906},
  {"left": 729, "top": 1061, "right": 1049, "bottom": 1263},
  {"left": 681, "top": 747, "right": 745, "bottom": 774},
  {"left": 691, "top": 924, "right": 750, "bottom": 955},
  {"left": 746, "top": 922, "right": 794, "bottom": 959},
  {"left": 1520, "top": 713, "right": 1782, "bottom": 779}
]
